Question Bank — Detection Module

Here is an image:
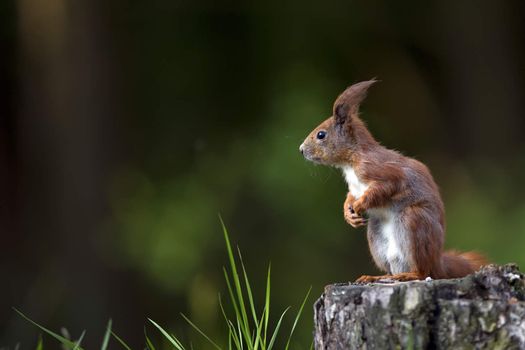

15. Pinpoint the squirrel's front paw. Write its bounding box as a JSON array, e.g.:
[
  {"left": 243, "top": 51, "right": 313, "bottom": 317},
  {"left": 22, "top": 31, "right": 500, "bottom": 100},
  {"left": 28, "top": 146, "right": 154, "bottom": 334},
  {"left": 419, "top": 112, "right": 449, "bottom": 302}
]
[
  {"left": 352, "top": 198, "right": 366, "bottom": 215},
  {"left": 344, "top": 206, "right": 368, "bottom": 228}
]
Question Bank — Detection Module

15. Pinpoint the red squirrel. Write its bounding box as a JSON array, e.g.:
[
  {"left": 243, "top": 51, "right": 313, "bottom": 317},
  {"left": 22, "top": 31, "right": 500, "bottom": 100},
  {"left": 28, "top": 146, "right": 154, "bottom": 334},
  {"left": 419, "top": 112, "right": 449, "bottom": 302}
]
[{"left": 300, "top": 79, "right": 486, "bottom": 282}]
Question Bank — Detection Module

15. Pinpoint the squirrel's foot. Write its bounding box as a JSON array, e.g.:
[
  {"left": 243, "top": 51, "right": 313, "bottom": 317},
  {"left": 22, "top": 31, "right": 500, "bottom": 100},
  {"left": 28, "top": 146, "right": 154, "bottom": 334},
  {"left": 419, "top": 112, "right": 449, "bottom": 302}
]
[
  {"left": 344, "top": 206, "right": 368, "bottom": 228},
  {"left": 356, "top": 272, "right": 420, "bottom": 283}
]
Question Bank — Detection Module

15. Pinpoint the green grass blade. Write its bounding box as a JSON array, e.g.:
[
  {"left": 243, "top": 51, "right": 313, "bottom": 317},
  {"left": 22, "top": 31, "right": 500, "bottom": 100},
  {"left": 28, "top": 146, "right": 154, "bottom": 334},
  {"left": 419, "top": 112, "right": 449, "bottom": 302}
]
[
  {"left": 237, "top": 248, "right": 258, "bottom": 327},
  {"left": 35, "top": 336, "right": 43, "bottom": 350},
  {"left": 219, "top": 216, "right": 253, "bottom": 348},
  {"left": 73, "top": 330, "right": 86, "bottom": 350},
  {"left": 263, "top": 264, "right": 271, "bottom": 349},
  {"left": 237, "top": 319, "right": 243, "bottom": 350},
  {"left": 180, "top": 313, "right": 222, "bottom": 350},
  {"left": 219, "top": 296, "right": 241, "bottom": 350},
  {"left": 228, "top": 320, "right": 242, "bottom": 350},
  {"left": 285, "top": 287, "right": 312, "bottom": 350},
  {"left": 267, "top": 307, "right": 290, "bottom": 350},
  {"left": 100, "top": 319, "right": 112, "bottom": 350},
  {"left": 111, "top": 331, "right": 132, "bottom": 350},
  {"left": 223, "top": 266, "right": 252, "bottom": 348},
  {"left": 144, "top": 327, "right": 156, "bottom": 350},
  {"left": 61, "top": 327, "right": 71, "bottom": 341},
  {"left": 13, "top": 308, "right": 81, "bottom": 350},
  {"left": 145, "top": 336, "right": 156, "bottom": 350},
  {"left": 218, "top": 294, "right": 230, "bottom": 325},
  {"left": 171, "top": 333, "right": 187, "bottom": 349},
  {"left": 253, "top": 305, "right": 267, "bottom": 350},
  {"left": 238, "top": 247, "right": 263, "bottom": 350},
  {"left": 223, "top": 268, "right": 241, "bottom": 325},
  {"left": 148, "top": 318, "right": 185, "bottom": 350},
  {"left": 223, "top": 267, "right": 253, "bottom": 345}
]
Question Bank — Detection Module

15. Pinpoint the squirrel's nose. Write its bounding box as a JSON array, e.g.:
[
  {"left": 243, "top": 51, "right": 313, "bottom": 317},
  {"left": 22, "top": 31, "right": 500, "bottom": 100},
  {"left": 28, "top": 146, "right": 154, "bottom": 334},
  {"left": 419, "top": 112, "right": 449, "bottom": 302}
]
[{"left": 299, "top": 144, "right": 304, "bottom": 154}]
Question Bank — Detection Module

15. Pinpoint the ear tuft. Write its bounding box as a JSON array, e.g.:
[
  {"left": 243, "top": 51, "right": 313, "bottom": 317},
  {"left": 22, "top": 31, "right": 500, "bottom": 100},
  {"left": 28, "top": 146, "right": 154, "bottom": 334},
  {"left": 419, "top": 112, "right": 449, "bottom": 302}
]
[
  {"left": 334, "top": 103, "right": 349, "bottom": 126},
  {"left": 332, "top": 78, "right": 378, "bottom": 125}
]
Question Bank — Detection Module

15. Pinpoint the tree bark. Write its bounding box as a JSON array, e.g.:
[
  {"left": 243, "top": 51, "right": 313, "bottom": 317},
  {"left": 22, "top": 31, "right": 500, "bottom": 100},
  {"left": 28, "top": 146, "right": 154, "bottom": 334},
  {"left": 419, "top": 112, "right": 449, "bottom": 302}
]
[{"left": 314, "top": 264, "right": 525, "bottom": 349}]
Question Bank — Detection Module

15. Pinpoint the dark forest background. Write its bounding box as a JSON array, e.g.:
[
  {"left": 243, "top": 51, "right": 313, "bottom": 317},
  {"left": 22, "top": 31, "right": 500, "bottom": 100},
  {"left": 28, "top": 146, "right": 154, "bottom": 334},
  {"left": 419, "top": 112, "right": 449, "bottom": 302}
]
[{"left": 2, "top": 0, "right": 525, "bottom": 348}]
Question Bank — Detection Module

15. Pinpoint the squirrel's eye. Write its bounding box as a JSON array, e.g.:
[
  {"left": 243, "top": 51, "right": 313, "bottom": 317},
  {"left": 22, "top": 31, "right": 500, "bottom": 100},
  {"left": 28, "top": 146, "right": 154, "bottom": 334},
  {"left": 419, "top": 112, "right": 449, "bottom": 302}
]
[{"left": 316, "top": 131, "right": 327, "bottom": 140}]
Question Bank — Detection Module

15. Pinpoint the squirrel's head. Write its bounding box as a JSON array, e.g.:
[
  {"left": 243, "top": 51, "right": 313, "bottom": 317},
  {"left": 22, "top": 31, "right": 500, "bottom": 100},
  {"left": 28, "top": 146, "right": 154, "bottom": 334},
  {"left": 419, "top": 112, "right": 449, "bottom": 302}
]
[{"left": 300, "top": 79, "right": 378, "bottom": 166}]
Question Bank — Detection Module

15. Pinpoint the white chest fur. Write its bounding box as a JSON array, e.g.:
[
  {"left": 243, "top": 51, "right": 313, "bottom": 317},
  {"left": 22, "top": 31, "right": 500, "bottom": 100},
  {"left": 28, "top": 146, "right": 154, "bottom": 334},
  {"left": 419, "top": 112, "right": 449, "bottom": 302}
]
[
  {"left": 379, "top": 210, "right": 402, "bottom": 260},
  {"left": 342, "top": 166, "right": 406, "bottom": 272},
  {"left": 342, "top": 166, "right": 369, "bottom": 199},
  {"left": 367, "top": 208, "right": 407, "bottom": 273}
]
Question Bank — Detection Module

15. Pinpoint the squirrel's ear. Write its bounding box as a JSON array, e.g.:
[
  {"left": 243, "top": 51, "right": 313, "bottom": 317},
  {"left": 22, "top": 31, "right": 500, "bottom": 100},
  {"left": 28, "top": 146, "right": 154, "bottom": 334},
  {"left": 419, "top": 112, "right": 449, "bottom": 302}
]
[{"left": 333, "top": 79, "right": 378, "bottom": 126}]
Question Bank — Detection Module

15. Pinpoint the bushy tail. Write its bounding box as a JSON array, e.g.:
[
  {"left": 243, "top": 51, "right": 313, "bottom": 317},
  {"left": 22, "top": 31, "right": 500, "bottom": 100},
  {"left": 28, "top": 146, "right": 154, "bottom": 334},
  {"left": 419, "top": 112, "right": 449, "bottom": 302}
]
[{"left": 441, "top": 250, "right": 487, "bottom": 278}]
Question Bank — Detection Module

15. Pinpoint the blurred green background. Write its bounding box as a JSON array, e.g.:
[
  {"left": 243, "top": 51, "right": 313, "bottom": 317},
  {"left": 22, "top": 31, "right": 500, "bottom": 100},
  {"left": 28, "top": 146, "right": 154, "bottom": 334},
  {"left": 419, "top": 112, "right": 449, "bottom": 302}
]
[{"left": 2, "top": 0, "right": 525, "bottom": 348}]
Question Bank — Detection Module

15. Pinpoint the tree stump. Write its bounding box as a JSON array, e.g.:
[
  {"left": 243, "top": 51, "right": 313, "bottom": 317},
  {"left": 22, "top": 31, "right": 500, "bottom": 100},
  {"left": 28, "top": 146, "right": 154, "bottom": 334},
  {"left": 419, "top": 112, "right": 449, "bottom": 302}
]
[{"left": 314, "top": 264, "right": 525, "bottom": 349}]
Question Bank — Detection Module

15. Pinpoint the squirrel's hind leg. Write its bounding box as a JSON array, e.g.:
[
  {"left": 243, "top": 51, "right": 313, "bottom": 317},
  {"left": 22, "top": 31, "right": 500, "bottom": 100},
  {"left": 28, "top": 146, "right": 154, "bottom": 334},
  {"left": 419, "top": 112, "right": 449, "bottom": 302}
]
[{"left": 356, "top": 272, "right": 420, "bottom": 283}]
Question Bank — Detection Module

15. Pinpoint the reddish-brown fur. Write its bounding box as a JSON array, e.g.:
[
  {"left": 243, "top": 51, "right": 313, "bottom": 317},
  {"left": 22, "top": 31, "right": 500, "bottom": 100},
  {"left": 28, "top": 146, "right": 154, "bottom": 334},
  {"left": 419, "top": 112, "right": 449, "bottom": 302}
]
[{"left": 300, "top": 79, "right": 487, "bottom": 282}]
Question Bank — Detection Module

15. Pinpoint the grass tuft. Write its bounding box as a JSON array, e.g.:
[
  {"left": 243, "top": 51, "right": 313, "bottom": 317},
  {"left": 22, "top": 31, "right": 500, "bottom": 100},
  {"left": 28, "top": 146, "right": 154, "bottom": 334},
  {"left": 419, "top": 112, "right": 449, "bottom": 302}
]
[
  {"left": 14, "top": 219, "right": 311, "bottom": 349},
  {"left": 151, "top": 216, "right": 311, "bottom": 350}
]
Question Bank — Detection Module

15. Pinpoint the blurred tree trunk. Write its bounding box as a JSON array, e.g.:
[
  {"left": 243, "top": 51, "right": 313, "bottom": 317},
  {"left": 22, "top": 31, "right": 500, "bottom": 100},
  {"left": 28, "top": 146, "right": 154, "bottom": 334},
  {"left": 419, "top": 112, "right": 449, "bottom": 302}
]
[
  {"left": 314, "top": 265, "right": 525, "bottom": 349},
  {"left": 15, "top": 0, "right": 117, "bottom": 346}
]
